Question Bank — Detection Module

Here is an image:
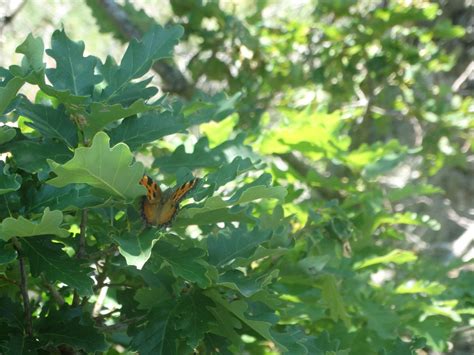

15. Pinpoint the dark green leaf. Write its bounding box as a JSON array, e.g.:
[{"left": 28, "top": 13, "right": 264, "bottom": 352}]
[
  {"left": 29, "top": 184, "right": 105, "bottom": 213},
  {"left": 45, "top": 29, "right": 102, "bottom": 96},
  {"left": 38, "top": 317, "right": 107, "bottom": 352},
  {"left": 109, "top": 110, "right": 186, "bottom": 150},
  {"left": 8, "top": 139, "right": 72, "bottom": 174},
  {"left": 0, "top": 241, "right": 17, "bottom": 265},
  {"left": 0, "top": 125, "right": 16, "bottom": 145},
  {"left": 98, "top": 25, "right": 183, "bottom": 103},
  {"left": 130, "top": 303, "right": 178, "bottom": 354},
  {"left": 0, "top": 162, "right": 21, "bottom": 195},
  {"left": 152, "top": 240, "right": 213, "bottom": 288},
  {"left": 16, "top": 98, "right": 78, "bottom": 147},
  {"left": 207, "top": 225, "right": 272, "bottom": 267},
  {"left": 21, "top": 237, "right": 93, "bottom": 296}
]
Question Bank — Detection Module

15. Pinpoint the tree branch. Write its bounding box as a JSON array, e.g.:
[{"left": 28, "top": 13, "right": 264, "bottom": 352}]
[
  {"left": 12, "top": 238, "right": 33, "bottom": 337},
  {"left": 95, "top": 0, "right": 193, "bottom": 98}
]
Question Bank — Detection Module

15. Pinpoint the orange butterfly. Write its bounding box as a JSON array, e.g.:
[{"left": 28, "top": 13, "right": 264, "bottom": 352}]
[{"left": 139, "top": 175, "right": 199, "bottom": 228}]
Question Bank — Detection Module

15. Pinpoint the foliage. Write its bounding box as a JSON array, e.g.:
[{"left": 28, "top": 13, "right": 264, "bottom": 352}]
[{"left": 0, "top": 1, "right": 472, "bottom": 354}]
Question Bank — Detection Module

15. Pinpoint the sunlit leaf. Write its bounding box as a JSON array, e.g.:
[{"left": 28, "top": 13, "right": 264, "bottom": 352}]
[
  {"left": 47, "top": 132, "right": 145, "bottom": 200},
  {"left": 0, "top": 208, "right": 69, "bottom": 241}
]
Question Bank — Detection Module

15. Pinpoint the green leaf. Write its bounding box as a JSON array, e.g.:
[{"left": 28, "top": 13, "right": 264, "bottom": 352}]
[
  {"left": 0, "top": 162, "right": 21, "bottom": 195},
  {"left": 10, "top": 34, "right": 45, "bottom": 78},
  {"left": 298, "top": 255, "right": 331, "bottom": 276},
  {"left": 206, "top": 303, "right": 242, "bottom": 345},
  {"left": 362, "top": 152, "right": 407, "bottom": 179},
  {"left": 130, "top": 303, "right": 178, "bottom": 354},
  {"left": 395, "top": 280, "right": 446, "bottom": 295},
  {"left": 184, "top": 92, "right": 241, "bottom": 124},
  {"left": 2, "top": 334, "right": 39, "bottom": 355},
  {"left": 0, "top": 72, "right": 24, "bottom": 115},
  {"left": 114, "top": 229, "right": 161, "bottom": 270},
  {"left": 354, "top": 249, "right": 417, "bottom": 269},
  {"left": 109, "top": 109, "right": 186, "bottom": 150},
  {"left": 16, "top": 98, "right": 78, "bottom": 147},
  {"left": 8, "top": 139, "right": 73, "bottom": 174},
  {"left": 407, "top": 317, "right": 453, "bottom": 351},
  {"left": 0, "top": 241, "right": 17, "bottom": 265},
  {"left": 218, "top": 269, "right": 279, "bottom": 297},
  {"left": 21, "top": 237, "right": 93, "bottom": 296},
  {"left": 320, "top": 275, "right": 350, "bottom": 327},
  {"left": 152, "top": 241, "right": 213, "bottom": 288},
  {"left": 98, "top": 25, "right": 184, "bottom": 103},
  {"left": 153, "top": 135, "right": 249, "bottom": 172},
  {"left": 0, "top": 297, "right": 23, "bottom": 328},
  {"left": 83, "top": 99, "right": 160, "bottom": 138},
  {"left": 360, "top": 301, "right": 399, "bottom": 339},
  {"left": 38, "top": 317, "right": 107, "bottom": 352},
  {"left": 207, "top": 225, "right": 272, "bottom": 268},
  {"left": 0, "top": 208, "right": 69, "bottom": 241},
  {"left": 175, "top": 293, "right": 215, "bottom": 348},
  {"left": 204, "top": 289, "right": 287, "bottom": 351},
  {"left": 29, "top": 185, "right": 105, "bottom": 213},
  {"left": 180, "top": 172, "right": 285, "bottom": 224},
  {"left": 45, "top": 29, "right": 102, "bottom": 96},
  {"left": 47, "top": 131, "right": 145, "bottom": 200},
  {"left": 0, "top": 125, "right": 16, "bottom": 145}
]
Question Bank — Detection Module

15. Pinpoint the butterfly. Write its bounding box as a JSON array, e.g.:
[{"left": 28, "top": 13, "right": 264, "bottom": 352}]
[{"left": 139, "top": 175, "right": 200, "bottom": 228}]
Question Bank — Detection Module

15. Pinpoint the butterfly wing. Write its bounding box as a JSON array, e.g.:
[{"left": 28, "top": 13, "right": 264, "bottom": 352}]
[
  {"left": 156, "top": 178, "right": 200, "bottom": 227},
  {"left": 139, "top": 176, "right": 200, "bottom": 227},
  {"left": 139, "top": 175, "right": 163, "bottom": 225}
]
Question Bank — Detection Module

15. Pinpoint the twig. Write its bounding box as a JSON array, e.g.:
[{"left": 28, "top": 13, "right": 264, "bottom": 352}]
[
  {"left": 41, "top": 275, "right": 65, "bottom": 306},
  {"left": 78, "top": 209, "right": 88, "bottom": 259},
  {"left": 0, "top": 274, "right": 18, "bottom": 286},
  {"left": 95, "top": 0, "right": 193, "bottom": 98},
  {"left": 0, "top": 0, "right": 27, "bottom": 28},
  {"left": 452, "top": 61, "right": 474, "bottom": 92},
  {"left": 12, "top": 238, "right": 33, "bottom": 337}
]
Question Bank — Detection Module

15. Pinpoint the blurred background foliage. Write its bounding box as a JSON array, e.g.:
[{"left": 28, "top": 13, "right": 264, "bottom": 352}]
[{"left": 0, "top": 0, "right": 473, "bottom": 354}]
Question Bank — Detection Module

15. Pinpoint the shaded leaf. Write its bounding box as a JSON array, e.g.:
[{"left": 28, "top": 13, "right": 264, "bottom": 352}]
[
  {"left": 22, "top": 237, "right": 93, "bottom": 296},
  {"left": 204, "top": 289, "right": 287, "bottom": 351},
  {"left": 130, "top": 303, "right": 178, "bottom": 354},
  {"left": 16, "top": 97, "right": 78, "bottom": 147},
  {"left": 38, "top": 317, "right": 107, "bottom": 352},
  {"left": 320, "top": 275, "right": 350, "bottom": 327},
  {"left": 207, "top": 225, "right": 272, "bottom": 268},
  {"left": 84, "top": 99, "right": 161, "bottom": 137},
  {"left": 218, "top": 269, "right": 279, "bottom": 297},
  {"left": 47, "top": 132, "right": 145, "bottom": 200},
  {"left": 152, "top": 241, "right": 213, "bottom": 288},
  {"left": 0, "top": 162, "right": 21, "bottom": 195},
  {"left": 0, "top": 126, "right": 16, "bottom": 145},
  {"left": 108, "top": 109, "right": 186, "bottom": 150},
  {"left": 29, "top": 184, "right": 105, "bottom": 213},
  {"left": 0, "top": 241, "right": 17, "bottom": 265},
  {"left": 8, "top": 139, "right": 72, "bottom": 174}
]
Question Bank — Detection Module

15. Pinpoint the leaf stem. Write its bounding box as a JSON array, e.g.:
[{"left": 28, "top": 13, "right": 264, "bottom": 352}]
[{"left": 12, "top": 237, "right": 33, "bottom": 337}]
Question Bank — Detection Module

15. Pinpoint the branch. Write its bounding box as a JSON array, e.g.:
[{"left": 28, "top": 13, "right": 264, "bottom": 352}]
[
  {"left": 95, "top": 0, "right": 193, "bottom": 98},
  {"left": 12, "top": 238, "right": 33, "bottom": 337}
]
